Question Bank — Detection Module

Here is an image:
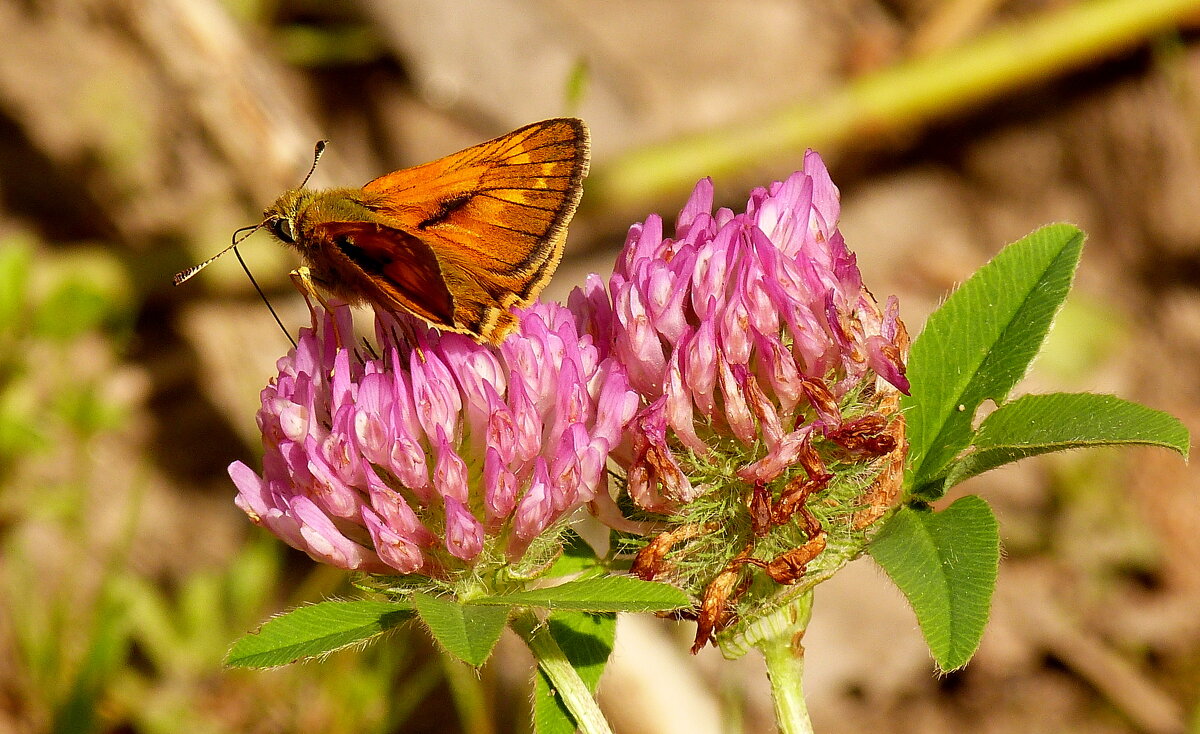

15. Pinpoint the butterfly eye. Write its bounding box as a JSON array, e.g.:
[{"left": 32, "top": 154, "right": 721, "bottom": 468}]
[{"left": 271, "top": 217, "right": 297, "bottom": 244}]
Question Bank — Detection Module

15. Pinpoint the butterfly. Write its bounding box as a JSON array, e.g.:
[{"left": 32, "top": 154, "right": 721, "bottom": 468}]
[{"left": 177, "top": 118, "right": 589, "bottom": 344}]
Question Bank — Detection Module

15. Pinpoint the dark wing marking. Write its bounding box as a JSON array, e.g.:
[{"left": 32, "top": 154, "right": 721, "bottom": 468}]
[
  {"left": 311, "top": 221, "right": 455, "bottom": 327},
  {"left": 417, "top": 194, "right": 473, "bottom": 230}
]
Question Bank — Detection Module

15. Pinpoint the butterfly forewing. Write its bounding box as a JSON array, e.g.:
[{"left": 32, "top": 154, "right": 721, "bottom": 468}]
[{"left": 363, "top": 118, "right": 589, "bottom": 314}]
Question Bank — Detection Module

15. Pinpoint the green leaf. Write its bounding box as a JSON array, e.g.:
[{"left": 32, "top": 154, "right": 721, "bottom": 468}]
[
  {"left": 904, "top": 224, "right": 1085, "bottom": 495},
  {"left": 412, "top": 593, "right": 510, "bottom": 667},
  {"left": 943, "top": 393, "right": 1190, "bottom": 489},
  {"left": 476, "top": 576, "right": 690, "bottom": 613},
  {"left": 533, "top": 612, "right": 616, "bottom": 734},
  {"left": 226, "top": 601, "right": 411, "bottom": 668},
  {"left": 869, "top": 496, "right": 999, "bottom": 672},
  {"left": 544, "top": 529, "right": 603, "bottom": 578}
]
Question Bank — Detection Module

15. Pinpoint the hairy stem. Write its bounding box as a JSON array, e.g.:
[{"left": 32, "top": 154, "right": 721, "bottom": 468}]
[
  {"left": 755, "top": 592, "right": 815, "bottom": 734},
  {"left": 510, "top": 609, "right": 613, "bottom": 734}
]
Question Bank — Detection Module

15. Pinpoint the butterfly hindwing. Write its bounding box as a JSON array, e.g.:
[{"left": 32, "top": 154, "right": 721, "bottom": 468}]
[{"left": 310, "top": 220, "right": 456, "bottom": 329}]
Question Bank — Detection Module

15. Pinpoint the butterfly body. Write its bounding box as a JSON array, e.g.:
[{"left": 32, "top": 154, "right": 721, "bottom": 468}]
[{"left": 261, "top": 118, "right": 589, "bottom": 344}]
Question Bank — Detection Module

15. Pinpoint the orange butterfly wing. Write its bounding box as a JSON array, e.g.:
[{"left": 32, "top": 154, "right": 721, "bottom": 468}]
[
  {"left": 309, "top": 220, "right": 456, "bottom": 329},
  {"left": 361, "top": 118, "right": 589, "bottom": 341}
]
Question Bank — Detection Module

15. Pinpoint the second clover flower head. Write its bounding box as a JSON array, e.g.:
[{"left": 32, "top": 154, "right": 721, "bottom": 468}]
[
  {"left": 572, "top": 151, "right": 909, "bottom": 512},
  {"left": 570, "top": 151, "right": 911, "bottom": 651},
  {"left": 229, "top": 300, "right": 638, "bottom": 581}
]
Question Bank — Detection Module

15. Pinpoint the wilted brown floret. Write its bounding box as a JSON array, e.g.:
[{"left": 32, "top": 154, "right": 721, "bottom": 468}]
[
  {"left": 794, "top": 435, "right": 827, "bottom": 481},
  {"left": 692, "top": 556, "right": 752, "bottom": 653},
  {"left": 851, "top": 413, "right": 908, "bottom": 530},
  {"left": 828, "top": 413, "right": 897, "bottom": 459},
  {"left": 758, "top": 534, "right": 828, "bottom": 584},
  {"left": 750, "top": 482, "right": 773, "bottom": 537},
  {"left": 770, "top": 473, "right": 832, "bottom": 528},
  {"left": 800, "top": 377, "right": 839, "bottom": 423},
  {"left": 631, "top": 523, "right": 717, "bottom": 580}
]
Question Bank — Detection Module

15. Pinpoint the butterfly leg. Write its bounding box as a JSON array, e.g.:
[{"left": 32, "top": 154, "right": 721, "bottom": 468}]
[{"left": 290, "top": 266, "right": 347, "bottom": 345}]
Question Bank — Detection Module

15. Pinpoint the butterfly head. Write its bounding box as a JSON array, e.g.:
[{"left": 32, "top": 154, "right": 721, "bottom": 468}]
[
  {"left": 263, "top": 188, "right": 317, "bottom": 249},
  {"left": 262, "top": 139, "right": 330, "bottom": 250}
]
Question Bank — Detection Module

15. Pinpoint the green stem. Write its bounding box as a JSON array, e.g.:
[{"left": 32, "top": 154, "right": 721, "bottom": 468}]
[
  {"left": 509, "top": 609, "right": 613, "bottom": 734},
  {"left": 588, "top": 0, "right": 1200, "bottom": 212},
  {"left": 754, "top": 593, "right": 815, "bottom": 734}
]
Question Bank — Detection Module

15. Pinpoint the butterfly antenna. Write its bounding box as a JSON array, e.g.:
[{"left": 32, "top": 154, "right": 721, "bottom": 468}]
[
  {"left": 234, "top": 245, "right": 297, "bottom": 349},
  {"left": 173, "top": 140, "right": 329, "bottom": 345},
  {"left": 174, "top": 140, "right": 327, "bottom": 287},
  {"left": 173, "top": 224, "right": 262, "bottom": 286},
  {"left": 298, "top": 139, "right": 330, "bottom": 190}
]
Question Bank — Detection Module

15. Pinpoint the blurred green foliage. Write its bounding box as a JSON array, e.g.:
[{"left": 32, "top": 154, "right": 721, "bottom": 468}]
[
  {"left": 0, "top": 234, "right": 446, "bottom": 733},
  {"left": 1034, "top": 296, "right": 1128, "bottom": 383},
  {"left": 0, "top": 235, "right": 130, "bottom": 468}
]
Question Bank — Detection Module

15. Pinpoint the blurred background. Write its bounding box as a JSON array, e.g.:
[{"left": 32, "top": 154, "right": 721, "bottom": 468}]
[{"left": 1, "top": 0, "right": 1198, "bottom": 732}]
